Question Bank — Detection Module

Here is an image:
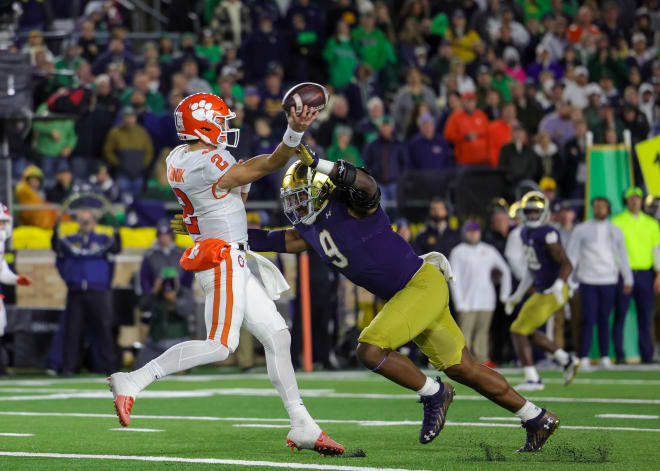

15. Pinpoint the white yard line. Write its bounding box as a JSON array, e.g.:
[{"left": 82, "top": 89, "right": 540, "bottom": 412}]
[
  {"left": 0, "top": 451, "right": 431, "bottom": 471},
  {"left": 479, "top": 417, "right": 521, "bottom": 422},
  {"left": 109, "top": 428, "right": 164, "bottom": 432},
  {"left": 0, "top": 433, "right": 34, "bottom": 437},
  {"left": 232, "top": 424, "right": 290, "bottom": 429},
  {"left": 0, "top": 411, "right": 658, "bottom": 433},
  {"left": 596, "top": 414, "right": 659, "bottom": 420}
]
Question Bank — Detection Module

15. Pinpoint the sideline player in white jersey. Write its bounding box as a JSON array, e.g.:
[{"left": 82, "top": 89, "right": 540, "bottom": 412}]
[
  {"left": 108, "top": 93, "right": 344, "bottom": 455},
  {"left": 0, "top": 204, "right": 32, "bottom": 375}
]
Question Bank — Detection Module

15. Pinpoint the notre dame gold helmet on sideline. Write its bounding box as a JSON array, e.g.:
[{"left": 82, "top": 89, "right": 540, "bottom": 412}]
[
  {"left": 520, "top": 190, "right": 550, "bottom": 228},
  {"left": 281, "top": 157, "right": 334, "bottom": 226}
]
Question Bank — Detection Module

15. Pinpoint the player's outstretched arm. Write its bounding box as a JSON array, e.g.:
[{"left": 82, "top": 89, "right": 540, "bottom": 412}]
[
  {"left": 248, "top": 228, "right": 310, "bottom": 254},
  {"left": 217, "top": 106, "right": 319, "bottom": 190}
]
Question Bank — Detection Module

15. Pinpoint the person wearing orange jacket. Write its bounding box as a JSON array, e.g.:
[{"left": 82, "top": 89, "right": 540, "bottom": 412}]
[
  {"left": 444, "top": 91, "right": 490, "bottom": 166},
  {"left": 487, "top": 102, "right": 517, "bottom": 167},
  {"left": 14, "top": 165, "right": 58, "bottom": 229}
]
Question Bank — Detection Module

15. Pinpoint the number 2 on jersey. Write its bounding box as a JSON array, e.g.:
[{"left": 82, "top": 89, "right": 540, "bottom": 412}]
[
  {"left": 173, "top": 188, "right": 200, "bottom": 235},
  {"left": 319, "top": 230, "right": 348, "bottom": 268}
]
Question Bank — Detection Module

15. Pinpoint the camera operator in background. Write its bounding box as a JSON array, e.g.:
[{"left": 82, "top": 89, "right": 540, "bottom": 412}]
[{"left": 51, "top": 208, "right": 121, "bottom": 376}]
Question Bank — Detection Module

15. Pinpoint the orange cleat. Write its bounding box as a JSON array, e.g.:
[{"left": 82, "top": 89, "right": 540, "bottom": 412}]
[
  {"left": 107, "top": 374, "right": 138, "bottom": 427},
  {"left": 287, "top": 431, "right": 344, "bottom": 456}
]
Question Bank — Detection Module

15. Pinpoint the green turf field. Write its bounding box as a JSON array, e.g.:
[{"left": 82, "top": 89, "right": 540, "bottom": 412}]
[{"left": 0, "top": 367, "right": 659, "bottom": 470}]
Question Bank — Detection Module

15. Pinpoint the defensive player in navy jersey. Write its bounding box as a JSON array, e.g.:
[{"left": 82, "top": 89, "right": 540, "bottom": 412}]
[
  {"left": 504, "top": 192, "right": 580, "bottom": 391},
  {"left": 241, "top": 146, "right": 560, "bottom": 452}
]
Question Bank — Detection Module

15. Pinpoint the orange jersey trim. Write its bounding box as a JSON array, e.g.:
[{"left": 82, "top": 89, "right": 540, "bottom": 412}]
[
  {"left": 208, "top": 264, "right": 222, "bottom": 340},
  {"left": 219, "top": 255, "right": 234, "bottom": 347}
]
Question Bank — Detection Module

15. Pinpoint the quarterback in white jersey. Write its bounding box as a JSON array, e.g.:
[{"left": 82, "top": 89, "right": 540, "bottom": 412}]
[
  {"left": 0, "top": 204, "right": 32, "bottom": 375},
  {"left": 108, "top": 93, "right": 344, "bottom": 455}
]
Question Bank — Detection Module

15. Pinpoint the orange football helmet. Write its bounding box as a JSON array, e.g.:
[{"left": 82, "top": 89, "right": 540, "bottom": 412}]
[{"left": 174, "top": 93, "right": 239, "bottom": 147}]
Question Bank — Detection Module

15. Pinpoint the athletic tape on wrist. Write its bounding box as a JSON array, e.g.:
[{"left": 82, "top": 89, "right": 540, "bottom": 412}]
[
  {"left": 283, "top": 125, "right": 304, "bottom": 148},
  {"left": 315, "top": 159, "right": 334, "bottom": 174}
]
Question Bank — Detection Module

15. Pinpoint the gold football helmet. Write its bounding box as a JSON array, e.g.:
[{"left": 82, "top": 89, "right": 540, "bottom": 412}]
[
  {"left": 281, "top": 160, "right": 334, "bottom": 225},
  {"left": 520, "top": 190, "right": 550, "bottom": 228}
]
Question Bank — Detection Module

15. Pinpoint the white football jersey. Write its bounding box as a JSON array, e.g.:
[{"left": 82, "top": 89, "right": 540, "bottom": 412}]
[{"left": 166, "top": 144, "right": 247, "bottom": 243}]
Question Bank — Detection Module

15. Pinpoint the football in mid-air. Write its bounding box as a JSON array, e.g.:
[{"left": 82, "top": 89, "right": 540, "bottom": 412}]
[{"left": 281, "top": 82, "right": 329, "bottom": 115}]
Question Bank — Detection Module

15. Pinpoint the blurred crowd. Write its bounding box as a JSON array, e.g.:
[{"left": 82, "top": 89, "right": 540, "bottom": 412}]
[{"left": 5, "top": 0, "right": 660, "bottom": 230}]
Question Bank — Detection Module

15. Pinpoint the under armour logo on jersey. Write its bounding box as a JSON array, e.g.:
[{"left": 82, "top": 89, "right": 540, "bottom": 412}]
[
  {"left": 190, "top": 100, "right": 215, "bottom": 122},
  {"left": 325, "top": 210, "right": 332, "bottom": 219}
]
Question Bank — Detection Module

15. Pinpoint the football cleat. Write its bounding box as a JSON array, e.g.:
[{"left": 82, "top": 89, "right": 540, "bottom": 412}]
[
  {"left": 515, "top": 379, "right": 545, "bottom": 391},
  {"left": 563, "top": 355, "right": 580, "bottom": 385},
  {"left": 287, "top": 431, "right": 344, "bottom": 456},
  {"left": 518, "top": 409, "right": 560, "bottom": 452},
  {"left": 108, "top": 372, "right": 140, "bottom": 427},
  {"left": 419, "top": 379, "right": 455, "bottom": 444}
]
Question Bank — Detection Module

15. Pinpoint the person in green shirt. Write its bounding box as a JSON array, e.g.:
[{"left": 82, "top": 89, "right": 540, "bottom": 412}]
[
  {"left": 327, "top": 125, "right": 363, "bottom": 166},
  {"left": 351, "top": 9, "right": 396, "bottom": 73},
  {"left": 612, "top": 187, "right": 660, "bottom": 364},
  {"left": 491, "top": 67, "right": 514, "bottom": 102},
  {"left": 54, "top": 41, "right": 84, "bottom": 87},
  {"left": 120, "top": 70, "right": 166, "bottom": 115},
  {"left": 322, "top": 20, "right": 359, "bottom": 90},
  {"left": 212, "top": 66, "right": 245, "bottom": 103},
  {"left": 32, "top": 103, "right": 78, "bottom": 181},
  {"left": 196, "top": 29, "right": 223, "bottom": 83}
]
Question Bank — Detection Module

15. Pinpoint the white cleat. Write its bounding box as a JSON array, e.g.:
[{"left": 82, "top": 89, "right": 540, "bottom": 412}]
[
  {"left": 286, "top": 423, "right": 345, "bottom": 456},
  {"left": 599, "top": 357, "right": 613, "bottom": 369},
  {"left": 563, "top": 355, "right": 580, "bottom": 386},
  {"left": 515, "top": 380, "right": 545, "bottom": 391}
]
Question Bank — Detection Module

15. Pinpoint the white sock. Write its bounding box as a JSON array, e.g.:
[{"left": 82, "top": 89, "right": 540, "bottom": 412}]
[
  {"left": 515, "top": 400, "right": 543, "bottom": 422},
  {"left": 553, "top": 348, "right": 570, "bottom": 365},
  {"left": 523, "top": 366, "right": 540, "bottom": 382},
  {"left": 417, "top": 376, "right": 441, "bottom": 396},
  {"left": 129, "top": 339, "right": 230, "bottom": 392}
]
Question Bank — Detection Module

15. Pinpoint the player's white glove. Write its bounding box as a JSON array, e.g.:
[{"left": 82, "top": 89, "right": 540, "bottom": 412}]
[
  {"left": 504, "top": 300, "right": 516, "bottom": 315},
  {"left": 503, "top": 292, "right": 524, "bottom": 316},
  {"left": 435, "top": 253, "right": 455, "bottom": 284},
  {"left": 543, "top": 279, "right": 566, "bottom": 305}
]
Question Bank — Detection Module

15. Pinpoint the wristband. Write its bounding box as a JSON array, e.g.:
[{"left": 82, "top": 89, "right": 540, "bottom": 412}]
[
  {"left": 315, "top": 159, "right": 334, "bottom": 175},
  {"left": 241, "top": 183, "right": 251, "bottom": 193},
  {"left": 283, "top": 125, "right": 304, "bottom": 148}
]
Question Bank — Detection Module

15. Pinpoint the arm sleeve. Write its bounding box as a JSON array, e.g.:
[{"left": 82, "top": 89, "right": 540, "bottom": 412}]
[
  {"left": 0, "top": 259, "right": 18, "bottom": 285},
  {"left": 614, "top": 226, "right": 633, "bottom": 286},
  {"left": 202, "top": 150, "right": 236, "bottom": 185},
  {"left": 492, "top": 248, "right": 512, "bottom": 303},
  {"left": 248, "top": 228, "right": 287, "bottom": 253}
]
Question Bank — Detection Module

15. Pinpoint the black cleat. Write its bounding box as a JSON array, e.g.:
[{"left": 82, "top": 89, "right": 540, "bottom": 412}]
[
  {"left": 419, "top": 378, "right": 455, "bottom": 444},
  {"left": 518, "top": 409, "right": 560, "bottom": 452}
]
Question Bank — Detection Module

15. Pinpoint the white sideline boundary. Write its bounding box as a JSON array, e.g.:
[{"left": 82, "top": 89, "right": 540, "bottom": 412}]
[
  {"left": 0, "top": 411, "right": 658, "bottom": 433},
  {"left": 596, "top": 414, "right": 659, "bottom": 420},
  {"left": 0, "top": 433, "right": 34, "bottom": 437},
  {"left": 0, "top": 452, "right": 432, "bottom": 471}
]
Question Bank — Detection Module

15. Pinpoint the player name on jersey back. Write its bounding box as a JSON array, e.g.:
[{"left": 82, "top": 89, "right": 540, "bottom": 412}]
[{"left": 166, "top": 144, "right": 247, "bottom": 243}]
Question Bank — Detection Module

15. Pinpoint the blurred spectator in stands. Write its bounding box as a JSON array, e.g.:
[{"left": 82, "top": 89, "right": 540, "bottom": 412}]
[
  {"left": 15, "top": 165, "right": 57, "bottom": 229},
  {"left": 539, "top": 13, "right": 568, "bottom": 63},
  {"left": 412, "top": 198, "right": 461, "bottom": 257},
  {"left": 429, "top": 40, "right": 453, "bottom": 86},
  {"left": 621, "top": 103, "right": 650, "bottom": 145},
  {"left": 613, "top": 187, "right": 660, "bottom": 364},
  {"left": 444, "top": 91, "right": 490, "bottom": 166},
  {"left": 54, "top": 41, "right": 83, "bottom": 88},
  {"left": 287, "top": 13, "right": 323, "bottom": 84},
  {"left": 325, "top": 0, "right": 359, "bottom": 38},
  {"left": 145, "top": 62, "right": 165, "bottom": 98},
  {"left": 563, "top": 66, "right": 590, "bottom": 109},
  {"left": 52, "top": 209, "right": 120, "bottom": 376},
  {"left": 450, "top": 221, "right": 511, "bottom": 365},
  {"left": 287, "top": 0, "right": 324, "bottom": 39},
  {"left": 345, "top": 61, "right": 382, "bottom": 122},
  {"left": 446, "top": 9, "right": 481, "bottom": 64},
  {"left": 534, "top": 130, "right": 561, "bottom": 180},
  {"left": 196, "top": 30, "right": 222, "bottom": 83},
  {"left": 490, "top": 62, "right": 514, "bottom": 102},
  {"left": 129, "top": 90, "right": 166, "bottom": 158},
  {"left": 567, "top": 196, "right": 631, "bottom": 370},
  {"left": 158, "top": 35, "right": 176, "bottom": 66},
  {"left": 539, "top": 100, "right": 575, "bottom": 149},
  {"left": 322, "top": 20, "right": 359, "bottom": 91},
  {"left": 392, "top": 67, "right": 438, "bottom": 139},
  {"left": 46, "top": 160, "right": 74, "bottom": 204},
  {"left": 121, "top": 70, "right": 165, "bottom": 115},
  {"left": 19, "top": 0, "right": 52, "bottom": 31},
  {"left": 250, "top": 118, "right": 279, "bottom": 200},
  {"left": 72, "top": 74, "right": 120, "bottom": 181},
  {"left": 484, "top": 207, "right": 511, "bottom": 255},
  {"left": 241, "top": 11, "right": 287, "bottom": 82},
  {"left": 22, "top": 30, "right": 54, "bottom": 66},
  {"left": 498, "top": 124, "right": 542, "bottom": 201},
  {"left": 74, "top": 60, "right": 94, "bottom": 89},
  {"left": 450, "top": 59, "right": 476, "bottom": 98},
  {"left": 170, "top": 33, "right": 210, "bottom": 78},
  {"left": 503, "top": 47, "right": 526, "bottom": 84},
  {"left": 363, "top": 113, "right": 407, "bottom": 200},
  {"left": 599, "top": 1, "right": 625, "bottom": 46},
  {"left": 488, "top": 102, "right": 517, "bottom": 167},
  {"left": 583, "top": 84, "right": 605, "bottom": 134},
  {"left": 76, "top": 164, "right": 119, "bottom": 203},
  {"left": 242, "top": 86, "right": 262, "bottom": 129},
  {"left": 398, "top": 17, "right": 426, "bottom": 67},
  {"left": 599, "top": 72, "right": 619, "bottom": 104},
  {"left": 511, "top": 81, "right": 544, "bottom": 135},
  {"left": 527, "top": 44, "right": 563, "bottom": 83},
  {"left": 639, "top": 83, "right": 657, "bottom": 129},
  {"left": 78, "top": 21, "right": 100, "bottom": 64},
  {"left": 318, "top": 95, "right": 350, "bottom": 149},
  {"left": 475, "top": 65, "right": 492, "bottom": 108},
  {"left": 483, "top": 89, "right": 501, "bottom": 120},
  {"left": 407, "top": 113, "right": 453, "bottom": 170},
  {"left": 259, "top": 64, "right": 287, "bottom": 131},
  {"left": 539, "top": 176, "right": 558, "bottom": 205},
  {"left": 107, "top": 62, "right": 127, "bottom": 95},
  {"left": 103, "top": 106, "right": 154, "bottom": 202},
  {"left": 32, "top": 103, "right": 77, "bottom": 183},
  {"left": 32, "top": 50, "right": 58, "bottom": 107},
  {"left": 355, "top": 96, "right": 384, "bottom": 150},
  {"left": 561, "top": 119, "right": 588, "bottom": 199},
  {"left": 327, "top": 126, "right": 363, "bottom": 167},
  {"left": 211, "top": 0, "right": 251, "bottom": 48},
  {"left": 588, "top": 37, "right": 626, "bottom": 88},
  {"left": 182, "top": 58, "right": 212, "bottom": 95},
  {"left": 567, "top": 5, "right": 600, "bottom": 44},
  {"left": 92, "top": 37, "right": 137, "bottom": 81},
  {"left": 216, "top": 42, "right": 245, "bottom": 85},
  {"left": 351, "top": 5, "right": 396, "bottom": 88},
  {"left": 627, "top": 32, "right": 654, "bottom": 74}
]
